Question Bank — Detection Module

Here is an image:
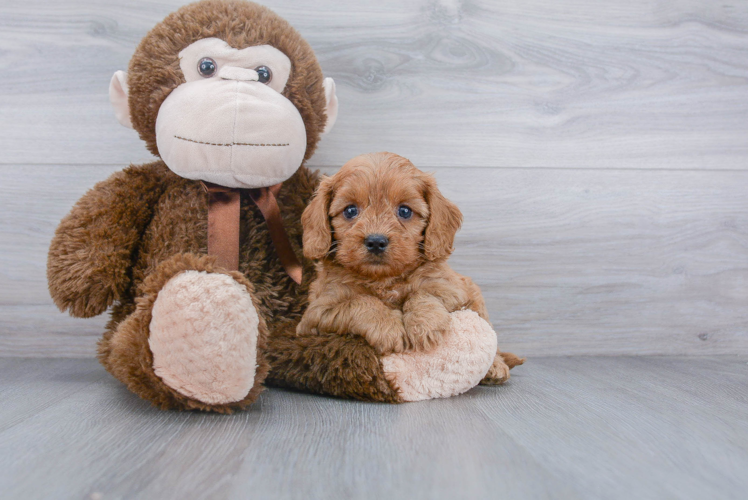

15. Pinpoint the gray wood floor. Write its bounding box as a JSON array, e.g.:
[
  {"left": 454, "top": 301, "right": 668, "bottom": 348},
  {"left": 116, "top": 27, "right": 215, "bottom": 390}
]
[{"left": 1, "top": 357, "right": 746, "bottom": 500}]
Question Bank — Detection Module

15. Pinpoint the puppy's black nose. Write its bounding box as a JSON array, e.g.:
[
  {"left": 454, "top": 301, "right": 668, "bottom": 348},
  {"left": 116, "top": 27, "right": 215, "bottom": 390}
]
[{"left": 364, "top": 234, "right": 389, "bottom": 255}]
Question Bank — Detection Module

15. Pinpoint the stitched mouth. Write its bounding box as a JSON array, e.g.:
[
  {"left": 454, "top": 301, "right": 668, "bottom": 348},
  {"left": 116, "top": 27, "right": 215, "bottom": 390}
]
[{"left": 174, "top": 135, "right": 289, "bottom": 147}]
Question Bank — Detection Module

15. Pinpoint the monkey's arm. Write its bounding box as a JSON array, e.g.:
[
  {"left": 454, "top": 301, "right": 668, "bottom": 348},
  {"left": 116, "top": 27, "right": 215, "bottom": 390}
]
[
  {"left": 47, "top": 163, "right": 167, "bottom": 318},
  {"left": 297, "top": 287, "right": 408, "bottom": 354}
]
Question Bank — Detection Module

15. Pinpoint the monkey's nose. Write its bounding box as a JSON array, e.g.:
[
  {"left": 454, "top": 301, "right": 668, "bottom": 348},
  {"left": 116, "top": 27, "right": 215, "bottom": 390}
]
[
  {"left": 218, "top": 66, "right": 259, "bottom": 82},
  {"left": 364, "top": 234, "right": 389, "bottom": 255}
]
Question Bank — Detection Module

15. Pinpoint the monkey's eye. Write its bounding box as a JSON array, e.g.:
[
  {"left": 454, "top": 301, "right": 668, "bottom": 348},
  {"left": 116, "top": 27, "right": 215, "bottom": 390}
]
[
  {"left": 198, "top": 57, "right": 217, "bottom": 77},
  {"left": 397, "top": 205, "right": 413, "bottom": 219},
  {"left": 343, "top": 205, "right": 359, "bottom": 220},
  {"left": 255, "top": 66, "right": 272, "bottom": 84}
]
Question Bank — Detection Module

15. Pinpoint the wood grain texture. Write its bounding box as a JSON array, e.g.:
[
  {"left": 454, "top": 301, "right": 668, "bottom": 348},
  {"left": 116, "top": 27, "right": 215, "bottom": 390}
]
[
  {"left": 0, "top": 357, "right": 746, "bottom": 499},
  {"left": 2, "top": 164, "right": 746, "bottom": 357},
  {"left": 0, "top": 305, "right": 106, "bottom": 358},
  {"left": 0, "top": 0, "right": 747, "bottom": 168}
]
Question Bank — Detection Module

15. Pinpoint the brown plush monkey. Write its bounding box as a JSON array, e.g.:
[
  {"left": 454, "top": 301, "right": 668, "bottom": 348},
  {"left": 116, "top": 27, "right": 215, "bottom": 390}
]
[{"left": 48, "top": 0, "right": 520, "bottom": 412}]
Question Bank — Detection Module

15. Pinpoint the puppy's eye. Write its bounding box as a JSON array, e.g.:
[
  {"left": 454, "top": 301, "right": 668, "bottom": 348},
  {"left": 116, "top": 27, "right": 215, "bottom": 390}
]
[
  {"left": 343, "top": 205, "right": 359, "bottom": 219},
  {"left": 198, "top": 57, "right": 217, "bottom": 77},
  {"left": 397, "top": 205, "right": 413, "bottom": 219},
  {"left": 255, "top": 66, "right": 272, "bottom": 84}
]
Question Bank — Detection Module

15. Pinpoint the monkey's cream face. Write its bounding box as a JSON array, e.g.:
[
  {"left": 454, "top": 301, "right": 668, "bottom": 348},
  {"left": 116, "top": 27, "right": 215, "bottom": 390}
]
[{"left": 153, "top": 38, "right": 306, "bottom": 188}]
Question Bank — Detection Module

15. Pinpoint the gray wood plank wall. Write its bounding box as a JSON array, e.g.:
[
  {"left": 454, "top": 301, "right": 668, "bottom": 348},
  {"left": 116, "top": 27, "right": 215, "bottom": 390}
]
[{"left": 1, "top": 0, "right": 747, "bottom": 357}]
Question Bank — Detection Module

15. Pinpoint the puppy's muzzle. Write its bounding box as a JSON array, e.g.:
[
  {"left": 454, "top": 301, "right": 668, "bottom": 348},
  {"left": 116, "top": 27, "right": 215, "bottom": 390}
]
[{"left": 364, "top": 234, "right": 389, "bottom": 255}]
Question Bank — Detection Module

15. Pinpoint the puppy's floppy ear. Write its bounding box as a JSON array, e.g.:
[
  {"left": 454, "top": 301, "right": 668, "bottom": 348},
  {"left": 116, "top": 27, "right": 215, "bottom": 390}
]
[
  {"left": 423, "top": 174, "right": 463, "bottom": 261},
  {"left": 302, "top": 176, "right": 335, "bottom": 260}
]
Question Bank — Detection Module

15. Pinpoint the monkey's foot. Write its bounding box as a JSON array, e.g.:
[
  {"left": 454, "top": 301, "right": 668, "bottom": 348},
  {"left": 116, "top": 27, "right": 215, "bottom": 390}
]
[
  {"left": 149, "top": 270, "right": 261, "bottom": 405},
  {"left": 380, "top": 310, "right": 497, "bottom": 402}
]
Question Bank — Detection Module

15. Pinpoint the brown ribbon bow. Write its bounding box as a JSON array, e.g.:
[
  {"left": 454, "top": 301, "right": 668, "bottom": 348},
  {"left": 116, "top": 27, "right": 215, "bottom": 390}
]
[{"left": 201, "top": 181, "right": 303, "bottom": 285}]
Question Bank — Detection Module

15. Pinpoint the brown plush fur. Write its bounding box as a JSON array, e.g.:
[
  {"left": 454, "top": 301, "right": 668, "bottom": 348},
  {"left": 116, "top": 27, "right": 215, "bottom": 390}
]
[
  {"left": 48, "top": 160, "right": 320, "bottom": 411},
  {"left": 299, "top": 153, "right": 524, "bottom": 379},
  {"left": 265, "top": 328, "right": 402, "bottom": 403},
  {"left": 48, "top": 0, "right": 402, "bottom": 411}
]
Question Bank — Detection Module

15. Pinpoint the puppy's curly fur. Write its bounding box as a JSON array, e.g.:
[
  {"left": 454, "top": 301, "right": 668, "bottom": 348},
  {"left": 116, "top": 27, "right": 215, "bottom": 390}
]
[{"left": 299, "top": 152, "right": 523, "bottom": 383}]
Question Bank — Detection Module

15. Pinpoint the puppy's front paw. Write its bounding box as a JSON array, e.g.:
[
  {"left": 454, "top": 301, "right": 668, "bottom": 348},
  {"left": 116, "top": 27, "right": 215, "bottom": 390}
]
[
  {"left": 366, "top": 309, "right": 407, "bottom": 354},
  {"left": 480, "top": 355, "right": 510, "bottom": 385},
  {"left": 296, "top": 315, "right": 318, "bottom": 336},
  {"left": 404, "top": 307, "right": 450, "bottom": 351}
]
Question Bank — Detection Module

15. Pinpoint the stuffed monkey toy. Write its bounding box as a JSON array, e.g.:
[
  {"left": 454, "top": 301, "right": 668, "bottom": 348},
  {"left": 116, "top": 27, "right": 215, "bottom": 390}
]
[{"left": 48, "top": 0, "right": 520, "bottom": 412}]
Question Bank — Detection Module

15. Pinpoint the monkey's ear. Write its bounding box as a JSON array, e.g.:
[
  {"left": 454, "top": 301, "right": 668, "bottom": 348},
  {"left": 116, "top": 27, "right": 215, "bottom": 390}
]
[
  {"left": 302, "top": 176, "right": 335, "bottom": 260},
  {"left": 109, "top": 71, "right": 133, "bottom": 129},
  {"left": 322, "top": 78, "right": 338, "bottom": 135},
  {"left": 423, "top": 174, "right": 463, "bottom": 261}
]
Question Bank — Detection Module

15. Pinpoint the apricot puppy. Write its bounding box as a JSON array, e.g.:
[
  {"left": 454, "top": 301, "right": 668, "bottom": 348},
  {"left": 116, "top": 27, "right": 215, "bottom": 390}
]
[{"left": 299, "top": 152, "right": 522, "bottom": 381}]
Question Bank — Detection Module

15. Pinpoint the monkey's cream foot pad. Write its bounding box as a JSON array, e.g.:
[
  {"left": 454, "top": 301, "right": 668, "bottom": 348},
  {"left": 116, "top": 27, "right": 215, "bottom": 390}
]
[
  {"left": 381, "top": 310, "right": 498, "bottom": 402},
  {"left": 148, "top": 271, "right": 260, "bottom": 405}
]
